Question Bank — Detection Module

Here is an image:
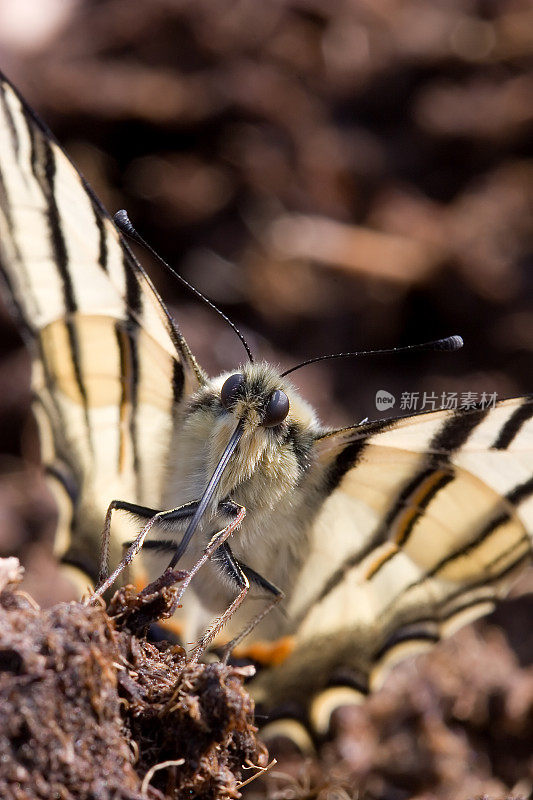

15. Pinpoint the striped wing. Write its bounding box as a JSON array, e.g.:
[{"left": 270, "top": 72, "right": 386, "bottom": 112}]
[
  {"left": 0, "top": 71, "right": 204, "bottom": 581},
  {"left": 253, "top": 397, "right": 533, "bottom": 730}
]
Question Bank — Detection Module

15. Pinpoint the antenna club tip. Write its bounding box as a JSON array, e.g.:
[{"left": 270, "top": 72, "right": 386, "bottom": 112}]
[
  {"left": 446, "top": 335, "right": 464, "bottom": 351},
  {"left": 114, "top": 209, "right": 133, "bottom": 233}
]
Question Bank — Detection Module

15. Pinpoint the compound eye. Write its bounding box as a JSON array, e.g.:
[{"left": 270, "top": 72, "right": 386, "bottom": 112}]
[
  {"left": 263, "top": 390, "right": 289, "bottom": 427},
  {"left": 220, "top": 373, "right": 245, "bottom": 410}
]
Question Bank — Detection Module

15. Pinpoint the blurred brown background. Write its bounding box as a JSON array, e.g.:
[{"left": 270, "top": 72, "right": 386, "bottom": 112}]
[
  {"left": 0, "top": 1, "right": 532, "bottom": 797},
  {"left": 1, "top": 0, "right": 532, "bottom": 423}
]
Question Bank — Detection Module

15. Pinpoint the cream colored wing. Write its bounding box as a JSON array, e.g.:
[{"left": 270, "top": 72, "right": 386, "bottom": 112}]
[
  {"left": 0, "top": 71, "right": 205, "bottom": 582},
  {"left": 253, "top": 397, "right": 533, "bottom": 730}
]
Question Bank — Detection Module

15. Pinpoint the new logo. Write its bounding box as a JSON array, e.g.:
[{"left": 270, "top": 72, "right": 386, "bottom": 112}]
[{"left": 375, "top": 390, "right": 395, "bottom": 411}]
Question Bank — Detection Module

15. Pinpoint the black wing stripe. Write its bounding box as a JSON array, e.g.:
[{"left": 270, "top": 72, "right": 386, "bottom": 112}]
[
  {"left": 172, "top": 357, "right": 185, "bottom": 405},
  {"left": 122, "top": 252, "right": 141, "bottom": 494},
  {"left": 42, "top": 137, "right": 95, "bottom": 450},
  {"left": 0, "top": 161, "right": 32, "bottom": 337},
  {"left": 25, "top": 102, "right": 40, "bottom": 202},
  {"left": 323, "top": 419, "right": 391, "bottom": 493},
  {"left": 0, "top": 260, "right": 32, "bottom": 339},
  {"left": 437, "top": 542, "right": 531, "bottom": 613},
  {"left": 492, "top": 397, "right": 533, "bottom": 450},
  {"left": 374, "top": 595, "right": 495, "bottom": 665},
  {"left": 374, "top": 627, "right": 440, "bottom": 662},
  {"left": 325, "top": 672, "right": 370, "bottom": 695},
  {"left": 429, "top": 405, "right": 489, "bottom": 453},
  {"left": 124, "top": 248, "right": 142, "bottom": 317},
  {"left": 428, "top": 510, "right": 511, "bottom": 577},
  {"left": 378, "top": 406, "right": 490, "bottom": 543},
  {"left": 314, "top": 538, "right": 390, "bottom": 606},
  {"left": 41, "top": 137, "right": 76, "bottom": 311},
  {"left": 0, "top": 162, "right": 14, "bottom": 236},
  {"left": 124, "top": 323, "right": 141, "bottom": 493},
  {"left": 311, "top": 406, "right": 505, "bottom": 615},
  {"left": 90, "top": 195, "right": 109, "bottom": 273},
  {"left": 0, "top": 80, "right": 19, "bottom": 160},
  {"left": 45, "top": 462, "right": 79, "bottom": 505},
  {"left": 506, "top": 475, "right": 533, "bottom": 505},
  {"left": 378, "top": 466, "right": 435, "bottom": 540},
  {"left": 392, "top": 470, "right": 454, "bottom": 548}
]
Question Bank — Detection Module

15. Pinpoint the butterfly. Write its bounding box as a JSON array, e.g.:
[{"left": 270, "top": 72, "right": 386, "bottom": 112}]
[{"left": 1, "top": 69, "right": 532, "bottom": 745}]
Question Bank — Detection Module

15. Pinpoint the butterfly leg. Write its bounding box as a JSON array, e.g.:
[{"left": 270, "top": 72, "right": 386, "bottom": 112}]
[
  {"left": 93, "top": 499, "right": 251, "bottom": 655},
  {"left": 168, "top": 501, "right": 246, "bottom": 622},
  {"left": 94, "top": 499, "right": 199, "bottom": 596},
  {"left": 217, "top": 545, "right": 284, "bottom": 662},
  {"left": 188, "top": 540, "right": 249, "bottom": 664},
  {"left": 190, "top": 541, "right": 283, "bottom": 663},
  {"left": 99, "top": 500, "right": 157, "bottom": 586}
]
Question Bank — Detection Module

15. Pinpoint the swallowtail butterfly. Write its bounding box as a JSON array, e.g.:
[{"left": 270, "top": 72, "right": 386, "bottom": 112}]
[{"left": 0, "top": 70, "right": 532, "bottom": 741}]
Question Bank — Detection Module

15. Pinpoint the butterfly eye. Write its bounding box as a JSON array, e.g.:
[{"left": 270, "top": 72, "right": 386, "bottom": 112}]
[
  {"left": 262, "top": 390, "right": 289, "bottom": 427},
  {"left": 220, "top": 373, "right": 245, "bottom": 410}
]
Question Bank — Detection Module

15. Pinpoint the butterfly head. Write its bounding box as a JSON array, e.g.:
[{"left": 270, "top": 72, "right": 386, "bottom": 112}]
[
  {"left": 220, "top": 364, "right": 289, "bottom": 429},
  {"left": 182, "top": 362, "right": 319, "bottom": 506},
  {"left": 219, "top": 360, "right": 317, "bottom": 425},
  {"left": 164, "top": 363, "right": 318, "bottom": 568},
  {"left": 219, "top": 363, "right": 319, "bottom": 500}
]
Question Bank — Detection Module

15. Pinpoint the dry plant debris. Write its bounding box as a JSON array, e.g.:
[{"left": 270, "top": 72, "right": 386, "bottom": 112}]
[{"left": 0, "top": 558, "right": 267, "bottom": 800}]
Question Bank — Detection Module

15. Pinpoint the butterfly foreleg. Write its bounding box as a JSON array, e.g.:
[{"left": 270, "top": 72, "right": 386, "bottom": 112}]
[
  {"left": 98, "top": 500, "right": 159, "bottom": 587},
  {"left": 169, "top": 501, "right": 247, "bottom": 623},
  {"left": 93, "top": 498, "right": 257, "bottom": 660},
  {"left": 94, "top": 499, "right": 199, "bottom": 596}
]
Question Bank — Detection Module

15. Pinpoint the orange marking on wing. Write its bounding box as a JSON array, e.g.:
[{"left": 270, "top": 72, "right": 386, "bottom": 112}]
[
  {"left": 364, "top": 542, "right": 398, "bottom": 580},
  {"left": 158, "top": 617, "right": 185, "bottom": 638},
  {"left": 233, "top": 635, "right": 295, "bottom": 666},
  {"left": 394, "top": 468, "right": 450, "bottom": 545},
  {"left": 133, "top": 570, "right": 149, "bottom": 593}
]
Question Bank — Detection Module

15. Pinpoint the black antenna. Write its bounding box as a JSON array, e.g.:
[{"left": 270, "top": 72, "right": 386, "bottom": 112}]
[
  {"left": 114, "top": 210, "right": 254, "bottom": 364},
  {"left": 280, "top": 335, "right": 463, "bottom": 378}
]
